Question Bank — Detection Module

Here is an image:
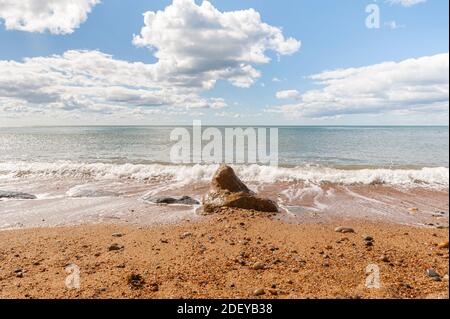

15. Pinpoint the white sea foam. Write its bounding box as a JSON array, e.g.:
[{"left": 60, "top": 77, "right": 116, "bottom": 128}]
[{"left": 0, "top": 162, "right": 448, "bottom": 187}]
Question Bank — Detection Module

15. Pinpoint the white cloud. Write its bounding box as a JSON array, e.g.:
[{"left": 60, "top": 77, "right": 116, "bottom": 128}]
[
  {"left": 133, "top": 0, "right": 300, "bottom": 89},
  {"left": 272, "top": 77, "right": 282, "bottom": 82},
  {"left": 387, "top": 0, "right": 426, "bottom": 7},
  {"left": 276, "top": 90, "right": 301, "bottom": 100},
  {"left": 269, "top": 53, "right": 449, "bottom": 119},
  {"left": 215, "top": 111, "right": 241, "bottom": 118},
  {"left": 0, "top": 50, "right": 227, "bottom": 119},
  {"left": 0, "top": 0, "right": 300, "bottom": 122},
  {"left": 0, "top": 0, "right": 100, "bottom": 34}
]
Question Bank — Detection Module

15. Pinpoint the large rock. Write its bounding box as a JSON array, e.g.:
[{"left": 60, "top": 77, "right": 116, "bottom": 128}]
[
  {"left": 0, "top": 190, "right": 36, "bottom": 200},
  {"left": 202, "top": 165, "right": 278, "bottom": 213}
]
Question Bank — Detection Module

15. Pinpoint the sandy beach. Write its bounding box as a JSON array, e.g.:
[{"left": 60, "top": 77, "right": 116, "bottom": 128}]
[{"left": 0, "top": 207, "right": 448, "bottom": 299}]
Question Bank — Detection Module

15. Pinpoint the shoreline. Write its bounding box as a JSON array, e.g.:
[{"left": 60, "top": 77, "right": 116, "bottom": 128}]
[{"left": 0, "top": 209, "right": 448, "bottom": 299}]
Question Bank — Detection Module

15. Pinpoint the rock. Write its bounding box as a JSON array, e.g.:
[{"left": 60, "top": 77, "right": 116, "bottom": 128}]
[
  {"left": 14, "top": 268, "right": 24, "bottom": 278},
  {"left": 437, "top": 241, "right": 449, "bottom": 249},
  {"left": 112, "top": 233, "right": 124, "bottom": 238},
  {"left": 334, "top": 227, "right": 355, "bottom": 233},
  {"left": 252, "top": 262, "right": 265, "bottom": 270},
  {"left": 0, "top": 191, "right": 36, "bottom": 200},
  {"left": 149, "top": 283, "right": 159, "bottom": 292},
  {"left": 143, "top": 195, "right": 199, "bottom": 205},
  {"left": 180, "top": 232, "right": 193, "bottom": 239},
  {"left": 127, "top": 273, "right": 145, "bottom": 290},
  {"left": 426, "top": 269, "right": 441, "bottom": 281},
  {"left": 253, "top": 288, "right": 265, "bottom": 296},
  {"left": 202, "top": 165, "right": 278, "bottom": 213},
  {"left": 379, "top": 255, "right": 390, "bottom": 262},
  {"left": 408, "top": 207, "right": 419, "bottom": 214},
  {"left": 363, "top": 235, "right": 373, "bottom": 242},
  {"left": 267, "top": 288, "right": 278, "bottom": 295},
  {"left": 443, "top": 274, "right": 449, "bottom": 281},
  {"left": 108, "top": 243, "right": 124, "bottom": 251}
]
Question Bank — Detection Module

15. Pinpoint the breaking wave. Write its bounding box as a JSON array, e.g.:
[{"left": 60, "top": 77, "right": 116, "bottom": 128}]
[{"left": 0, "top": 161, "right": 448, "bottom": 188}]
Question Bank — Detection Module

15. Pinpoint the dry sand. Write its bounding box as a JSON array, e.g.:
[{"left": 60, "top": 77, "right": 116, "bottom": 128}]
[{"left": 0, "top": 208, "right": 448, "bottom": 299}]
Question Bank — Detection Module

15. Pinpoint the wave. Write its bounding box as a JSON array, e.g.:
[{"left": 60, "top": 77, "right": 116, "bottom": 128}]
[{"left": 0, "top": 161, "right": 448, "bottom": 187}]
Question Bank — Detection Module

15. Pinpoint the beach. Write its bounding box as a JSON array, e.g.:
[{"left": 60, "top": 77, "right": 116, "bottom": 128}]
[
  {"left": 0, "top": 126, "right": 448, "bottom": 299},
  {"left": 0, "top": 208, "right": 448, "bottom": 299}
]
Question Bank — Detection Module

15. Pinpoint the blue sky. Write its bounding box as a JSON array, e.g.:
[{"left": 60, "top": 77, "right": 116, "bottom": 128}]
[{"left": 0, "top": 0, "right": 448, "bottom": 126}]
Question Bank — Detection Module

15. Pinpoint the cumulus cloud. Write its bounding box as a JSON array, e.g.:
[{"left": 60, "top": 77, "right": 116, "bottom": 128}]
[
  {"left": 0, "top": 0, "right": 100, "bottom": 34},
  {"left": 276, "top": 90, "right": 301, "bottom": 100},
  {"left": 133, "top": 0, "right": 300, "bottom": 89},
  {"left": 0, "top": 50, "right": 227, "bottom": 118},
  {"left": 386, "top": 0, "right": 426, "bottom": 7},
  {"left": 268, "top": 53, "right": 449, "bottom": 119},
  {"left": 0, "top": 0, "right": 300, "bottom": 121}
]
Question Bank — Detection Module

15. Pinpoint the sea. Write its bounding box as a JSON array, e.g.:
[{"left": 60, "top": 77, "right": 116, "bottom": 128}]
[{"left": 0, "top": 126, "right": 448, "bottom": 229}]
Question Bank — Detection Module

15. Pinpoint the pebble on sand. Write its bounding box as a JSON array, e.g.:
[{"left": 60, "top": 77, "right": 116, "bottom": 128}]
[
  {"left": 437, "top": 241, "right": 449, "bottom": 249},
  {"left": 253, "top": 288, "right": 265, "bottom": 296},
  {"left": 180, "top": 232, "right": 193, "bottom": 239},
  {"left": 252, "top": 262, "right": 265, "bottom": 270},
  {"left": 334, "top": 227, "right": 355, "bottom": 234},
  {"left": 108, "top": 243, "right": 124, "bottom": 251},
  {"left": 379, "top": 255, "right": 390, "bottom": 262},
  {"left": 426, "top": 269, "right": 441, "bottom": 281}
]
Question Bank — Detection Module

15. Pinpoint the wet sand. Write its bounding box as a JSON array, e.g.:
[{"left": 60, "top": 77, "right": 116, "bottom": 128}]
[{"left": 0, "top": 208, "right": 448, "bottom": 299}]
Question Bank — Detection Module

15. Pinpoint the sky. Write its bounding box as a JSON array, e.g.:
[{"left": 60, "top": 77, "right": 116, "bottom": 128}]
[{"left": 0, "top": 0, "right": 448, "bottom": 126}]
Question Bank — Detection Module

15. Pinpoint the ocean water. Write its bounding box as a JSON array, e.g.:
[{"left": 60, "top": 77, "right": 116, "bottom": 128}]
[
  {"left": 0, "top": 126, "right": 448, "bottom": 229},
  {"left": 0, "top": 126, "right": 448, "bottom": 166},
  {"left": 0, "top": 126, "right": 448, "bottom": 186}
]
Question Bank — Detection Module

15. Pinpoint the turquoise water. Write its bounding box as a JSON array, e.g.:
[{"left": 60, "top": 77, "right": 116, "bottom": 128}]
[{"left": 0, "top": 126, "right": 447, "bottom": 168}]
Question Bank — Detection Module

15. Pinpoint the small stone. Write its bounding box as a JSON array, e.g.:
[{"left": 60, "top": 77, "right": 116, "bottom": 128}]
[
  {"left": 437, "top": 241, "right": 449, "bottom": 249},
  {"left": 112, "top": 233, "right": 124, "bottom": 238},
  {"left": 379, "top": 255, "right": 390, "bottom": 262},
  {"left": 108, "top": 243, "right": 124, "bottom": 251},
  {"left": 179, "top": 232, "right": 193, "bottom": 239},
  {"left": 443, "top": 274, "right": 449, "bottom": 281},
  {"left": 325, "top": 245, "right": 333, "bottom": 250},
  {"left": 408, "top": 207, "right": 419, "bottom": 214},
  {"left": 14, "top": 269, "right": 24, "bottom": 278},
  {"left": 160, "top": 239, "right": 169, "bottom": 244},
  {"left": 322, "top": 261, "right": 330, "bottom": 267},
  {"left": 363, "top": 235, "right": 373, "bottom": 242},
  {"left": 267, "top": 288, "right": 278, "bottom": 296},
  {"left": 335, "top": 227, "right": 355, "bottom": 233},
  {"left": 127, "top": 273, "right": 145, "bottom": 290},
  {"left": 426, "top": 269, "right": 441, "bottom": 280},
  {"left": 401, "top": 283, "right": 413, "bottom": 289},
  {"left": 252, "top": 262, "right": 265, "bottom": 270},
  {"left": 253, "top": 288, "right": 265, "bottom": 296},
  {"left": 365, "top": 241, "right": 373, "bottom": 247},
  {"left": 149, "top": 283, "right": 159, "bottom": 292}
]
